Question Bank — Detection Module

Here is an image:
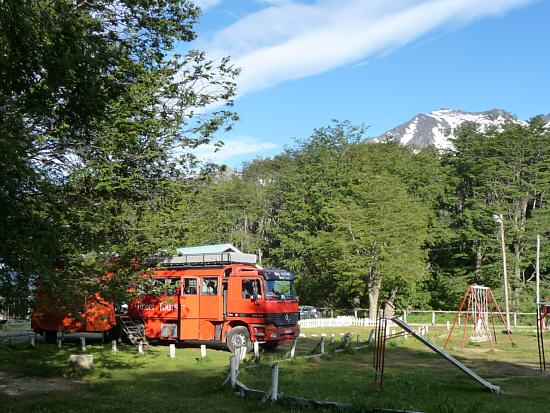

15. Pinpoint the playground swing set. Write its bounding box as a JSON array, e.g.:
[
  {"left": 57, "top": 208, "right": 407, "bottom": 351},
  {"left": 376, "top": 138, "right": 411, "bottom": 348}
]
[{"left": 373, "top": 284, "right": 515, "bottom": 395}]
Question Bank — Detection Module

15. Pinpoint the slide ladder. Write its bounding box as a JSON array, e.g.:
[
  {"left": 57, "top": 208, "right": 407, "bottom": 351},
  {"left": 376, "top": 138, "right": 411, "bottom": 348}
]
[{"left": 392, "top": 317, "right": 500, "bottom": 394}]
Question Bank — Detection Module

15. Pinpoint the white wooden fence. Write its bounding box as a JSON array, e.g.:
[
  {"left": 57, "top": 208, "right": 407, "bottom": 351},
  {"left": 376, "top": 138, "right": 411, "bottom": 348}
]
[
  {"left": 299, "top": 316, "right": 377, "bottom": 328},
  {"left": 299, "top": 311, "right": 538, "bottom": 329}
]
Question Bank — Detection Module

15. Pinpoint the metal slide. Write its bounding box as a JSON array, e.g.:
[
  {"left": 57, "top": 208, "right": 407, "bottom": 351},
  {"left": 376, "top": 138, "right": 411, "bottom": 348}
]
[{"left": 392, "top": 317, "right": 500, "bottom": 394}]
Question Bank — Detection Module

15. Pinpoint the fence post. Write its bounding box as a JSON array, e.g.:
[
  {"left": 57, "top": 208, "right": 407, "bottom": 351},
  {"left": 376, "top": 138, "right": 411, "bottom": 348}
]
[
  {"left": 111, "top": 340, "right": 117, "bottom": 352},
  {"left": 200, "top": 344, "right": 206, "bottom": 358},
  {"left": 431, "top": 311, "right": 435, "bottom": 326},
  {"left": 170, "top": 343, "right": 176, "bottom": 358},
  {"left": 403, "top": 310, "right": 407, "bottom": 323},
  {"left": 137, "top": 342, "right": 143, "bottom": 354},
  {"left": 446, "top": 320, "right": 450, "bottom": 331},
  {"left": 271, "top": 363, "right": 279, "bottom": 401},
  {"left": 368, "top": 329, "right": 375, "bottom": 344},
  {"left": 289, "top": 337, "right": 298, "bottom": 358},
  {"left": 320, "top": 336, "right": 325, "bottom": 354},
  {"left": 230, "top": 355, "right": 237, "bottom": 388},
  {"left": 513, "top": 312, "right": 517, "bottom": 328},
  {"left": 30, "top": 335, "right": 35, "bottom": 347},
  {"left": 80, "top": 337, "right": 86, "bottom": 352},
  {"left": 458, "top": 315, "right": 461, "bottom": 326},
  {"left": 354, "top": 308, "right": 358, "bottom": 318}
]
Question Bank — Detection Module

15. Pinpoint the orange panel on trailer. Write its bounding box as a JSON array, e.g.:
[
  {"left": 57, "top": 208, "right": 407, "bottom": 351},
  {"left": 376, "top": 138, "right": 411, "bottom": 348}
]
[{"left": 199, "top": 320, "right": 216, "bottom": 340}]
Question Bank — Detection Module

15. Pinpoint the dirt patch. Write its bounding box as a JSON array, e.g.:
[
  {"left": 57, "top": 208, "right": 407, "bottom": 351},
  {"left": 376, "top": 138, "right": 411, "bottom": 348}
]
[{"left": 0, "top": 372, "right": 85, "bottom": 397}]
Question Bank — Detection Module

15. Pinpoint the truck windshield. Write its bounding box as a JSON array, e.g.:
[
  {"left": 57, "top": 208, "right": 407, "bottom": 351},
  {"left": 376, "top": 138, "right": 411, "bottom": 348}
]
[{"left": 265, "top": 280, "right": 296, "bottom": 300}]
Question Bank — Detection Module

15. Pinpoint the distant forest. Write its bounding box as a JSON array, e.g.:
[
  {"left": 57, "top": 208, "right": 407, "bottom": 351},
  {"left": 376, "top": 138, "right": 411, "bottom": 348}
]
[
  {"left": 1, "top": 1, "right": 548, "bottom": 317},
  {"left": 145, "top": 119, "right": 550, "bottom": 316}
]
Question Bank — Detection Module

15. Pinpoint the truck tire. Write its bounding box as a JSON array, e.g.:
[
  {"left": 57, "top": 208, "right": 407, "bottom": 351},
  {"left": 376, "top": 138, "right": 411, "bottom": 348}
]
[
  {"left": 226, "top": 326, "right": 252, "bottom": 353},
  {"left": 260, "top": 341, "right": 279, "bottom": 351},
  {"left": 44, "top": 330, "right": 57, "bottom": 344}
]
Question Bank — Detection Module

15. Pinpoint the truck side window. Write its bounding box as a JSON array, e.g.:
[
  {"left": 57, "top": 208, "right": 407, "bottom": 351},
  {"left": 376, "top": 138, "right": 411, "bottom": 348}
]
[
  {"left": 184, "top": 278, "right": 197, "bottom": 295},
  {"left": 201, "top": 277, "right": 218, "bottom": 296},
  {"left": 242, "top": 279, "right": 261, "bottom": 299},
  {"left": 165, "top": 277, "right": 181, "bottom": 295}
]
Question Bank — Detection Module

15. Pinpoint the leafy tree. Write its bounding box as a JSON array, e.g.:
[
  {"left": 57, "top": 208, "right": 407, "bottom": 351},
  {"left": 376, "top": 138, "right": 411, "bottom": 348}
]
[
  {"left": 0, "top": 0, "right": 239, "bottom": 313},
  {"left": 444, "top": 118, "right": 550, "bottom": 310}
]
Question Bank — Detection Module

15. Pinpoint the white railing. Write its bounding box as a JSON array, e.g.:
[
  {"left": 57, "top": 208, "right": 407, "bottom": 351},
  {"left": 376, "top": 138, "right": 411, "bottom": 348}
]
[{"left": 299, "top": 316, "right": 377, "bottom": 328}]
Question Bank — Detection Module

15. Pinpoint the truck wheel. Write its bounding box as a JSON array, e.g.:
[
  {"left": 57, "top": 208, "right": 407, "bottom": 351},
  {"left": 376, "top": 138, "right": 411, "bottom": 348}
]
[
  {"left": 226, "top": 326, "right": 252, "bottom": 353},
  {"left": 260, "top": 341, "right": 279, "bottom": 351},
  {"left": 44, "top": 330, "right": 57, "bottom": 344}
]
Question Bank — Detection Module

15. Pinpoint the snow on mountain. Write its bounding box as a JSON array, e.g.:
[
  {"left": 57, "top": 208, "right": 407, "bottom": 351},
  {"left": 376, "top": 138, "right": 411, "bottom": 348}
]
[{"left": 372, "top": 109, "right": 525, "bottom": 150}]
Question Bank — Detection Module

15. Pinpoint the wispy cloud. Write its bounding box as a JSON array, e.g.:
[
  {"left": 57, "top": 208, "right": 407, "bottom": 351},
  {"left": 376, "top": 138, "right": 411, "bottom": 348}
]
[
  {"left": 192, "top": 137, "right": 279, "bottom": 165},
  {"left": 199, "top": 0, "right": 536, "bottom": 96},
  {"left": 193, "top": 0, "right": 223, "bottom": 11}
]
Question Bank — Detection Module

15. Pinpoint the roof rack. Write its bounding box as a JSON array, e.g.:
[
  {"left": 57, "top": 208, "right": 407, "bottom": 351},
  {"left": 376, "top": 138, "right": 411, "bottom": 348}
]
[{"left": 152, "top": 252, "right": 258, "bottom": 268}]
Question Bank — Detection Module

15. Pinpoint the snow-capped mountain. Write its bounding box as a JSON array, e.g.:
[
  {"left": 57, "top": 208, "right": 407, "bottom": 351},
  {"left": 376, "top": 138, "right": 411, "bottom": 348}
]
[{"left": 372, "top": 109, "right": 522, "bottom": 150}]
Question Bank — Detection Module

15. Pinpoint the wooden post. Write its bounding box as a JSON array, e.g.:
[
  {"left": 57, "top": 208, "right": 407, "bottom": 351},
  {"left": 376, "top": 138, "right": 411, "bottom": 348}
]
[
  {"left": 230, "top": 355, "right": 237, "bottom": 388},
  {"left": 289, "top": 337, "right": 298, "bottom": 358},
  {"left": 137, "top": 342, "right": 143, "bottom": 354},
  {"left": 170, "top": 343, "right": 176, "bottom": 358},
  {"left": 254, "top": 341, "right": 260, "bottom": 359},
  {"left": 271, "top": 363, "right": 279, "bottom": 401},
  {"left": 432, "top": 311, "right": 436, "bottom": 326},
  {"left": 319, "top": 336, "right": 325, "bottom": 354},
  {"left": 200, "top": 344, "right": 206, "bottom": 358},
  {"left": 535, "top": 235, "right": 540, "bottom": 309},
  {"left": 497, "top": 215, "right": 512, "bottom": 332},
  {"left": 111, "top": 340, "right": 117, "bottom": 352},
  {"left": 79, "top": 337, "right": 85, "bottom": 352}
]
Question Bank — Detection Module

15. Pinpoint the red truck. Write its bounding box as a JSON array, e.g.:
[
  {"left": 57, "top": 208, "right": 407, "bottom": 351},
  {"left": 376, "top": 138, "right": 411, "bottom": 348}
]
[{"left": 32, "top": 245, "right": 300, "bottom": 351}]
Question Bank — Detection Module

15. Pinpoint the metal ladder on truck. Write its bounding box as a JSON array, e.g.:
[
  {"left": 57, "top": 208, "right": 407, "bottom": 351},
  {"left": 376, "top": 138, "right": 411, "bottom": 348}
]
[{"left": 117, "top": 315, "right": 146, "bottom": 346}]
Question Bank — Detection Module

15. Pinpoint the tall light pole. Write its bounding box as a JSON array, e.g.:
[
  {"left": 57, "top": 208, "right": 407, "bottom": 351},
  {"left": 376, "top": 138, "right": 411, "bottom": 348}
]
[{"left": 493, "top": 214, "right": 511, "bottom": 332}]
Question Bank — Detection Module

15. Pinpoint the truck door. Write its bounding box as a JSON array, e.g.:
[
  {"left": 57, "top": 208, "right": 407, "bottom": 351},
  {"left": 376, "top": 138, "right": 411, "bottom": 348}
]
[
  {"left": 179, "top": 277, "right": 199, "bottom": 339},
  {"left": 198, "top": 276, "right": 222, "bottom": 339}
]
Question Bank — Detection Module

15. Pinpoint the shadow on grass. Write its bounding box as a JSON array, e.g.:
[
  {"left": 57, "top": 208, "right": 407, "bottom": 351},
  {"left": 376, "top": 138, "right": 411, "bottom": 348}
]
[
  {"left": 2, "top": 335, "right": 550, "bottom": 413},
  {"left": 0, "top": 342, "right": 148, "bottom": 378}
]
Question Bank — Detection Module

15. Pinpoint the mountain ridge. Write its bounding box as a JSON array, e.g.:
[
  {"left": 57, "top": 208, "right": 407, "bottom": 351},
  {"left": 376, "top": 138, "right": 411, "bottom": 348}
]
[{"left": 371, "top": 108, "right": 548, "bottom": 149}]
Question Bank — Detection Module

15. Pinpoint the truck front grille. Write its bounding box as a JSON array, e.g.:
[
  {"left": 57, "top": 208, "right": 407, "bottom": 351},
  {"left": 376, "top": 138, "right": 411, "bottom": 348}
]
[{"left": 266, "top": 312, "right": 300, "bottom": 326}]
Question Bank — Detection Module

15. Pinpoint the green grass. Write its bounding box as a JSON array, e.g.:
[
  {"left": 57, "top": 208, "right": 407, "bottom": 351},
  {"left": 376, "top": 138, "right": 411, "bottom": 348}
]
[{"left": 1, "top": 327, "right": 550, "bottom": 413}]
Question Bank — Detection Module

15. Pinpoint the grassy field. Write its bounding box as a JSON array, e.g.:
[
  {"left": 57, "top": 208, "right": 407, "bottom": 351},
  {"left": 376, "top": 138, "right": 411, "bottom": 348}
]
[{"left": 1, "top": 326, "right": 549, "bottom": 412}]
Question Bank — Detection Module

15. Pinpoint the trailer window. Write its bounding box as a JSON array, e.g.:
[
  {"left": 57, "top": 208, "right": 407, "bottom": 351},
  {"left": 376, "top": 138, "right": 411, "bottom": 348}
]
[
  {"left": 242, "top": 279, "right": 261, "bottom": 299},
  {"left": 201, "top": 277, "right": 218, "bottom": 296},
  {"left": 183, "top": 278, "right": 198, "bottom": 295}
]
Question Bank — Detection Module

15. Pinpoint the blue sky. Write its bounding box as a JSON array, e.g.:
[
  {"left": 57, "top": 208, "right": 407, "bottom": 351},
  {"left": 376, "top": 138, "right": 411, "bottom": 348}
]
[{"left": 187, "top": 0, "right": 550, "bottom": 167}]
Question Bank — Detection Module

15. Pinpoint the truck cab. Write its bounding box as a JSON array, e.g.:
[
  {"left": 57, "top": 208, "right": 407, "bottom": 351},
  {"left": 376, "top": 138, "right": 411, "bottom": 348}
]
[{"left": 128, "top": 245, "right": 300, "bottom": 352}]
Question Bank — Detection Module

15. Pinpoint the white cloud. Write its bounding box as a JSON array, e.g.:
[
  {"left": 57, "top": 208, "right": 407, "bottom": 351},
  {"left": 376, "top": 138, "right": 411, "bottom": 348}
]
[
  {"left": 192, "top": 137, "right": 279, "bottom": 164},
  {"left": 199, "top": 0, "right": 537, "bottom": 96},
  {"left": 193, "top": 0, "right": 223, "bottom": 11}
]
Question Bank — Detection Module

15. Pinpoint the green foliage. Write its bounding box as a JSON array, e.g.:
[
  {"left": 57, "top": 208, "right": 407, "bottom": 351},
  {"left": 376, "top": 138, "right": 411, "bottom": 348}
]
[{"left": 0, "top": 0, "right": 239, "bottom": 312}]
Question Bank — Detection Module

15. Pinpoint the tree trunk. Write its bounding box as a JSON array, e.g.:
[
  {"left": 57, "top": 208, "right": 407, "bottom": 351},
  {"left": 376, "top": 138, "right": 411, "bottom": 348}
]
[
  {"left": 384, "top": 287, "right": 398, "bottom": 317},
  {"left": 474, "top": 241, "right": 484, "bottom": 284},
  {"left": 368, "top": 273, "right": 382, "bottom": 319}
]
